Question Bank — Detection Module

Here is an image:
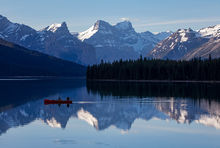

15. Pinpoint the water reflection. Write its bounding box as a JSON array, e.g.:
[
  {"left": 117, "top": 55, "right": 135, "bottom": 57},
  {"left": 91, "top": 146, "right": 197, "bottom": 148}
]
[
  {"left": 87, "top": 81, "right": 220, "bottom": 99},
  {"left": 0, "top": 80, "right": 219, "bottom": 137}
]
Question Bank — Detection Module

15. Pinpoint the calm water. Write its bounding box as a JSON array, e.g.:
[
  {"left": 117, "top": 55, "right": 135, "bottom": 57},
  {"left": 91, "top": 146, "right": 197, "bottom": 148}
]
[{"left": 0, "top": 79, "right": 220, "bottom": 148}]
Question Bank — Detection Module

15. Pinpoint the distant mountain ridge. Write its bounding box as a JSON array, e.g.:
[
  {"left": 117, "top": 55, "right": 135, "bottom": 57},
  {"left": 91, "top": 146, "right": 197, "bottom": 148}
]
[
  {"left": 0, "top": 38, "right": 86, "bottom": 76},
  {"left": 0, "top": 15, "right": 96, "bottom": 65},
  {"left": 1, "top": 14, "right": 219, "bottom": 62},
  {"left": 148, "top": 25, "right": 220, "bottom": 60},
  {"left": 77, "top": 20, "right": 172, "bottom": 62}
]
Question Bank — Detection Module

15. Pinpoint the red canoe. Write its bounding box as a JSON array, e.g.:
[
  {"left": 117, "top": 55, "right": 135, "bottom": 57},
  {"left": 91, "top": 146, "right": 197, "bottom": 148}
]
[{"left": 44, "top": 99, "right": 72, "bottom": 105}]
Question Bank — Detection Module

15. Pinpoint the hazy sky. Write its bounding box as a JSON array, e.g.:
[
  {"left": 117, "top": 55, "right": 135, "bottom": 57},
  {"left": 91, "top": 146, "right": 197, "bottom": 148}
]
[{"left": 0, "top": 0, "right": 220, "bottom": 33}]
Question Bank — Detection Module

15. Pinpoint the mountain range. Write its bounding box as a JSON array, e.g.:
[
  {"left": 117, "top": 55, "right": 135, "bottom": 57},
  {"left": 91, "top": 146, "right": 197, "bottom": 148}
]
[
  {"left": 77, "top": 20, "right": 172, "bottom": 62},
  {"left": 0, "top": 15, "right": 173, "bottom": 64},
  {"left": 0, "top": 15, "right": 96, "bottom": 65},
  {"left": 148, "top": 25, "right": 220, "bottom": 60},
  {"left": 0, "top": 14, "right": 219, "bottom": 66}
]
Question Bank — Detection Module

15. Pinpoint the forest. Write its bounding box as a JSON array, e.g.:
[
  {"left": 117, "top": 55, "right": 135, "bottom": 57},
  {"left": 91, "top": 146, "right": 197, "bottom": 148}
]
[{"left": 87, "top": 56, "right": 220, "bottom": 81}]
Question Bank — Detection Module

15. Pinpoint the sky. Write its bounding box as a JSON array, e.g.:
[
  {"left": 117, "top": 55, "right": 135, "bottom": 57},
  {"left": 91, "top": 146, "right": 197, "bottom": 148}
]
[{"left": 0, "top": 0, "right": 220, "bottom": 33}]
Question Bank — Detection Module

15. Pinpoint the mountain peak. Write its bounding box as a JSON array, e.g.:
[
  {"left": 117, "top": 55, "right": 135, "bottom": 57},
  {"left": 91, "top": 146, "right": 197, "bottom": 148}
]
[
  {"left": 46, "top": 21, "right": 68, "bottom": 33},
  {"left": 47, "top": 23, "right": 61, "bottom": 32},
  {"left": 115, "top": 21, "right": 133, "bottom": 31},
  {"left": 175, "top": 28, "right": 199, "bottom": 43},
  {"left": 177, "top": 28, "right": 196, "bottom": 34},
  {"left": 78, "top": 20, "right": 112, "bottom": 41},
  {"left": 93, "top": 20, "right": 111, "bottom": 30},
  {"left": 95, "top": 20, "right": 108, "bottom": 24},
  {"left": 61, "top": 21, "right": 67, "bottom": 28}
]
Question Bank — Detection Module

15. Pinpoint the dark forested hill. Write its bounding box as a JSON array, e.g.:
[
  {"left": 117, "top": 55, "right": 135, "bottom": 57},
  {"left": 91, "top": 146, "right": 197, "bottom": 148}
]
[{"left": 0, "top": 39, "right": 86, "bottom": 76}]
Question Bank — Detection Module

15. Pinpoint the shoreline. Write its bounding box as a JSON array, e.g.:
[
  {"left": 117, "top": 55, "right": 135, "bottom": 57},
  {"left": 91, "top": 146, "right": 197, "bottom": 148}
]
[
  {"left": 0, "top": 76, "right": 86, "bottom": 80},
  {"left": 87, "top": 79, "right": 220, "bottom": 83},
  {"left": 1, "top": 77, "right": 219, "bottom": 83}
]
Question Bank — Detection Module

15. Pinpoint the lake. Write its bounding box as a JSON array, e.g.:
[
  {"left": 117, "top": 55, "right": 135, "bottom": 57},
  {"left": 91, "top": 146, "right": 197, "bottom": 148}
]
[{"left": 0, "top": 79, "right": 220, "bottom": 148}]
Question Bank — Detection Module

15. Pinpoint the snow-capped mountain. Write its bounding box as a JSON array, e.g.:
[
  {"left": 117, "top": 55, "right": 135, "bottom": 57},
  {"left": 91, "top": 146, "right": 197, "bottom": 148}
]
[
  {"left": 0, "top": 15, "right": 96, "bottom": 65},
  {"left": 2, "top": 14, "right": 218, "bottom": 62},
  {"left": 148, "top": 28, "right": 208, "bottom": 59},
  {"left": 148, "top": 25, "right": 220, "bottom": 60},
  {"left": 182, "top": 25, "right": 220, "bottom": 59},
  {"left": 78, "top": 20, "right": 172, "bottom": 62}
]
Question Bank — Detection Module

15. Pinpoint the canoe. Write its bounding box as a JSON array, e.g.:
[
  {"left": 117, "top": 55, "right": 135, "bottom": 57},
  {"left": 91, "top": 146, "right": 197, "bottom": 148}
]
[{"left": 44, "top": 99, "right": 72, "bottom": 105}]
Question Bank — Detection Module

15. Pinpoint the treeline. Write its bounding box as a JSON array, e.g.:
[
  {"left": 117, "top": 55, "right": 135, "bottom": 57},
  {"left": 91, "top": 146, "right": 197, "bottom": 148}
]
[{"left": 87, "top": 56, "right": 220, "bottom": 81}]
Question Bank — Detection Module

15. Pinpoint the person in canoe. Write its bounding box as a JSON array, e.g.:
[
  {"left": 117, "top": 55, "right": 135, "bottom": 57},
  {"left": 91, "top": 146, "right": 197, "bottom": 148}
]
[{"left": 44, "top": 97, "right": 72, "bottom": 107}]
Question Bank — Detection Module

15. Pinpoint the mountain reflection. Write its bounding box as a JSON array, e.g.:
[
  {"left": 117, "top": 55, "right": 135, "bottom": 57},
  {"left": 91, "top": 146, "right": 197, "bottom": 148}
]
[{"left": 0, "top": 80, "right": 220, "bottom": 136}]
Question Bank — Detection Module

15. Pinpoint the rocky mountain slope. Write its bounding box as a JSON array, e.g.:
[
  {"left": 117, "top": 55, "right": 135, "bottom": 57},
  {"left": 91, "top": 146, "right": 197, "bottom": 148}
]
[{"left": 148, "top": 25, "right": 220, "bottom": 60}]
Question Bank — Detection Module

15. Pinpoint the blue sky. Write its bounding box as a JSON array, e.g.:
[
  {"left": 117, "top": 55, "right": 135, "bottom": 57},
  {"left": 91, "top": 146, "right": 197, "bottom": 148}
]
[{"left": 0, "top": 0, "right": 220, "bottom": 33}]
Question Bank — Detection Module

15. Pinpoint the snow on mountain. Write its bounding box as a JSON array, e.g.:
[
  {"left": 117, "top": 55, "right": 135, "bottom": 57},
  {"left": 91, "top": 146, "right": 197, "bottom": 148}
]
[
  {"left": 46, "top": 117, "right": 62, "bottom": 128},
  {"left": 199, "top": 24, "right": 220, "bottom": 38},
  {"left": 46, "top": 23, "right": 62, "bottom": 32},
  {"left": 43, "top": 22, "right": 70, "bottom": 35},
  {"left": 179, "top": 29, "right": 189, "bottom": 42},
  {"left": 195, "top": 115, "right": 220, "bottom": 129},
  {"left": 78, "top": 26, "right": 98, "bottom": 41},
  {"left": 77, "top": 108, "right": 98, "bottom": 129},
  {"left": 155, "top": 98, "right": 220, "bottom": 128},
  {"left": 78, "top": 20, "right": 171, "bottom": 63}
]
